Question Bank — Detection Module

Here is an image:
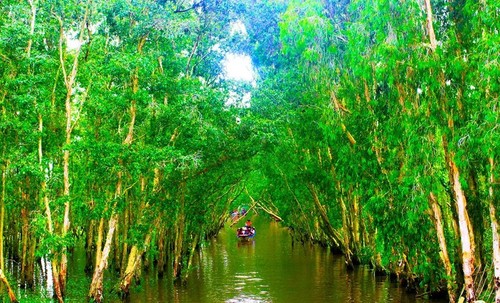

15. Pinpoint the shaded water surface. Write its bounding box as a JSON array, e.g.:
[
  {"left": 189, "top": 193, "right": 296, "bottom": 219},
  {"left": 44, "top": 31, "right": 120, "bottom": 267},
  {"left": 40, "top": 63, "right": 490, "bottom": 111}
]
[
  {"left": 120, "top": 216, "right": 446, "bottom": 303},
  {"left": 16, "top": 216, "right": 448, "bottom": 302}
]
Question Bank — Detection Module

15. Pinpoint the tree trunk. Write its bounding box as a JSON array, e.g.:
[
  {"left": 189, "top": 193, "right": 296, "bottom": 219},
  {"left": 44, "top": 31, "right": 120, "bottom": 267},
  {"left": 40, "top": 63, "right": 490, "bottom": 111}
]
[
  {"left": 350, "top": 193, "right": 361, "bottom": 261},
  {"left": 89, "top": 31, "right": 139, "bottom": 297},
  {"left": 173, "top": 227, "right": 183, "bottom": 278},
  {"left": 119, "top": 233, "right": 152, "bottom": 296},
  {"left": 489, "top": 157, "right": 500, "bottom": 303},
  {"left": 0, "top": 269, "right": 18, "bottom": 303},
  {"left": 428, "top": 192, "right": 455, "bottom": 302},
  {"left": 23, "top": 0, "right": 43, "bottom": 290},
  {"left": 57, "top": 3, "right": 92, "bottom": 293},
  {"left": 24, "top": 232, "right": 36, "bottom": 289},
  {"left": 339, "top": 195, "right": 354, "bottom": 269},
  {"left": 39, "top": 102, "right": 63, "bottom": 302},
  {"left": 448, "top": 156, "right": 476, "bottom": 302},
  {"left": 88, "top": 215, "right": 118, "bottom": 303},
  {"left": 85, "top": 219, "right": 96, "bottom": 273},
  {"left": 173, "top": 179, "right": 186, "bottom": 278},
  {"left": 113, "top": 214, "right": 121, "bottom": 273},
  {"left": 26, "top": 0, "right": 37, "bottom": 58},
  {"left": 120, "top": 206, "right": 130, "bottom": 275},
  {"left": 307, "top": 183, "right": 342, "bottom": 248},
  {"left": 157, "top": 228, "right": 167, "bottom": 277},
  {"left": 183, "top": 234, "right": 199, "bottom": 280},
  {"left": 51, "top": 260, "right": 64, "bottom": 303},
  {"left": 424, "top": 0, "right": 437, "bottom": 50},
  {"left": 20, "top": 206, "right": 33, "bottom": 288},
  {"left": 0, "top": 160, "right": 6, "bottom": 272},
  {"left": 173, "top": 210, "right": 185, "bottom": 278},
  {"left": 466, "top": 168, "right": 485, "bottom": 270},
  {"left": 95, "top": 218, "right": 105, "bottom": 268}
]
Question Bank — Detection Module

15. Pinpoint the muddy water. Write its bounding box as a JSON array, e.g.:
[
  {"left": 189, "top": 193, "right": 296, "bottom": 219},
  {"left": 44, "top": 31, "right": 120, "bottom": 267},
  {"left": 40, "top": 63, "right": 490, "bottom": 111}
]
[
  {"left": 13, "top": 215, "right": 448, "bottom": 302},
  {"left": 119, "top": 215, "right": 446, "bottom": 303}
]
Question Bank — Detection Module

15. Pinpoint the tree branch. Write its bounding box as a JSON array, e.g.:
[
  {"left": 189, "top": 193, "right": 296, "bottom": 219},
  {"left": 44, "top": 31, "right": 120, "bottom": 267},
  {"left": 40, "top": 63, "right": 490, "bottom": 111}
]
[{"left": 175, "top": 0, "right": 204, "bottom": 13}]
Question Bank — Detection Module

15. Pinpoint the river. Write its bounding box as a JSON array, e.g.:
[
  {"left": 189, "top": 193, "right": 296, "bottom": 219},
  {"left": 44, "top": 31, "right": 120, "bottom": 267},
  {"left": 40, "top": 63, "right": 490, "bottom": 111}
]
[
  {"left": 14, "top": 215, "right": 448, "bottom": 302},
  {"left": 113, "top": 215, "right": 447, "bottom": 303}
]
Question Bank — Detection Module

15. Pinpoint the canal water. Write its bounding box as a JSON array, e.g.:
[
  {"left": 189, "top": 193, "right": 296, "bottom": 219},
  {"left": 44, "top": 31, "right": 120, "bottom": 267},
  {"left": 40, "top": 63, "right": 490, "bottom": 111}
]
[
  {"left": 113, "top": 215, "right": 447, "bottom": 303},
  {"left": 15, "top": 215, "right": 448, "bottom": 302}
]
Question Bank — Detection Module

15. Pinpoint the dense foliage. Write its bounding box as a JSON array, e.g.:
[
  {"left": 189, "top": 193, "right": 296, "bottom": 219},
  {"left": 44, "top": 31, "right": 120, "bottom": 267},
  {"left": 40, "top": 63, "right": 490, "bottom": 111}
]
[
  {"left": 0, "top": 0, "right": 253, "bottom": 301},
  {"left": 245, "top": 0, "right": 500, "bottom": 302},
  {"left": 0, "top": 0, "right": 498, "bottom": 302}
]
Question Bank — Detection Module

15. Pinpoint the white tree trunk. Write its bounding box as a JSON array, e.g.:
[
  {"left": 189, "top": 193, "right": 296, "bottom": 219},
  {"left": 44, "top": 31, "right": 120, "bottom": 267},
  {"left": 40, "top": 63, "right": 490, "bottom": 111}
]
[
  {"left": 449, "top": 158, "right": 476, "bottom": 302},
  {"left": 489, "top": 157, "right": 500, "bottom": 303}
]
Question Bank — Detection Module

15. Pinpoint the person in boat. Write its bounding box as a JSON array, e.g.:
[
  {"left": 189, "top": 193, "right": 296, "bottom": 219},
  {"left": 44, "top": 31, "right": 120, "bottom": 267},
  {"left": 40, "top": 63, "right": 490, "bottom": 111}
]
[
  {"left": 237, "top": 220, "right": 255, "bottom": 238},
  {"left": 231, "top": 209, "right": 239, "bottom": 220}
]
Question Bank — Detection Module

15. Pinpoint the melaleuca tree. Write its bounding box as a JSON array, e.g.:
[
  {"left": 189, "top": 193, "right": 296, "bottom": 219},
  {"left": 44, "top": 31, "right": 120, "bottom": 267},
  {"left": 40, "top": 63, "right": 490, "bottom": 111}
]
[
  {"left": 249, "top": 0, "right": 499, "bottom": 302},
  {"left": 1, "top": 0, "right": 256, "bottom": 301}
]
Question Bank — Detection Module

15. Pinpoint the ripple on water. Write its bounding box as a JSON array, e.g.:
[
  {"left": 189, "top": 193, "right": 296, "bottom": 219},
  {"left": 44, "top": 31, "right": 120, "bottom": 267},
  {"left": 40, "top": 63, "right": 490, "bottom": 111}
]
[{"left": 226, "top": 294, "right": 271, "bottom": 303}]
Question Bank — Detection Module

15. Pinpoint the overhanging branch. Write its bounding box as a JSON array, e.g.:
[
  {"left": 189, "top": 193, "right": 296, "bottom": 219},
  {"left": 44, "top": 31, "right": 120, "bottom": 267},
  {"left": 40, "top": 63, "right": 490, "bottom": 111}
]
[{"left": 175, "top": 0, "right": 204, "bottom": 13}]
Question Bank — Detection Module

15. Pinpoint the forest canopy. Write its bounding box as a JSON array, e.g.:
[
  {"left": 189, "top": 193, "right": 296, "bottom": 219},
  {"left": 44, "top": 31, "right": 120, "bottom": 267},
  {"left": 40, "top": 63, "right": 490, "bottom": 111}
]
[{"left": 0, "top": 0, "right": 499, "bottom": 302}]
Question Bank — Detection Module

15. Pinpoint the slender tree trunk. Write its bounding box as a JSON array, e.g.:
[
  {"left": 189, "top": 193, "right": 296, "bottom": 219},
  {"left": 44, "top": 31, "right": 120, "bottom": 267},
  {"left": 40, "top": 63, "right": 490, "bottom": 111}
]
[
  {"left": 183, "top": 234, "right": 199, "bottom": 280},
  {"left": 173, "top": 219, "right": 184, "bottom": 278},
  {"left": 113, "top": 215, "right": 121, "bottom": 273},
  {"left": 51, "top": 260, "right": 64, "bottom": 303},
  {"left": 0, "top": 92, "right": 5, "bottom": 273},
  {"left": 25, "top": 233, "right": 36, "bottom": 289},
  {"left": 350, "top": 193, "right": 361, "bottom": 261},
  {"left": 489, "top": 157, "right": 500, "bottom": 303},
  {"left": 115, "top": 39, "right": 142, "bottom": 277},
  {"left": 88, "top": 215, "right": 118, "bottom": 303},
  {"left": 467, "top": 168, "right": 485, "bottom": 270},
  {"left": 424, "top": 0, "right": 437, "bottom": 50},
  {"left": 173, "top": 182, "right": 186, "bottom": 278},
  {"left": 85, "top": 219, "right": 96, "bottom": 273},
  {"left": 89, "top": 187, "right": 121, "bottom": 302},
  {"left": 60, "top": 108, "right": 71, "bottom": 294},
  {"left": 21, "top": 206, "right": 30, "bottom": 288},
  {"left": 89, "top": 32, "right": 140, "bottom": 298},
  {"left": 57, "top": 3, "right": 92, "bottom": 293},
  {"left": 21, "top": 0, "right": 37, "bottom": 285},
  {"left": 339, "top": 195, "right": 354, "bottom": 269},
  {"left": 26, "top": 0, "right": 37, "bottom": 59},
  {"left": 0, "top": 160, "right": 6, "bottom": 272},
  {"left": 120, "top": 206, "right": 130, "bottom": 275},
  {"left": 307, "top": 183, "right": 342, "bottom": 248},
  {"left": 94, "top": 218, "right": 104, "bottom": 271},
  {"left": 39, "top": 105, "right": 63, "bottom": 302},
  {"left": 13, "top": 0, "right": 38, "bottom": 292},
  {"left": 157, "top": 228, "right": 167, "bottom": 277},
  {"left": 119, "top": 170, "right": 160, "bottom": 292},
  {"left": 428, "top": 192, "right": 455, "bottom": 302},
  {"left": 119, "top": 233, "right": 152, "bottom": 296},
  {"left": 448, "top": 155, "right": 476, "bottom": 302},
  {"left": 20, "top": 178, "right": 31, "bottom": 287},
  {"left": 0, "top": 269, "right": 18, "bottom": 303}
]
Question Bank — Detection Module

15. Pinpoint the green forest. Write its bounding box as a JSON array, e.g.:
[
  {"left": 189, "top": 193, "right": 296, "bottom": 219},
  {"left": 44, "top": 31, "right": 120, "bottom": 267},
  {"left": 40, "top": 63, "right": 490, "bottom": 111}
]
[{"left": 0, "top": 0, "right": 499, "bottom": 302}]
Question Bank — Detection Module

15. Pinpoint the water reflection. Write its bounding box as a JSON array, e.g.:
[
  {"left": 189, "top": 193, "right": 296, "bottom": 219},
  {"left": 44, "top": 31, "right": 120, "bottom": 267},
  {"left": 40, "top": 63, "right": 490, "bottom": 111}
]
[
  {"left": 12, "top": 216, "right": 448, "bottom": 303},
  {"left": 178, "top": 216, "right": 446, "bottom": 303},
  {"left": 237, "top": 239, "right": 255, "bottom": 248},
  {"left": 226, "top": 294, "right": 268, "bottom": 303}
]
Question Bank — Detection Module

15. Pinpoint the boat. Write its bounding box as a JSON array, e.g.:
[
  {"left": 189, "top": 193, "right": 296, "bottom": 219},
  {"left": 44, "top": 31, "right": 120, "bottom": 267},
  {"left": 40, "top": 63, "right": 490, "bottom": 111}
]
[{"left": 236, "top": 226, "right": 256, "bottom": 240}]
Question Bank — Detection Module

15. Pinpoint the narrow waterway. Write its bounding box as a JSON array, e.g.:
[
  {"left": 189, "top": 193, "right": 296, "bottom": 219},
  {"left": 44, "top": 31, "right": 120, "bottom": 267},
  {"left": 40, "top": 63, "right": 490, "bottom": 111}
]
[
  {"left": 13, "top": 215, "right": 448, "bottom": 302},
  {"left": 118, "top": 215, "right": 447, "bottom": 303}
]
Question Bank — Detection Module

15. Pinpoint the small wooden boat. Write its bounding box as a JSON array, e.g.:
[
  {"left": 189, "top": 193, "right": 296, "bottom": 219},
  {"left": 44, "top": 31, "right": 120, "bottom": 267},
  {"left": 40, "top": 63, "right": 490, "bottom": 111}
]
[{"left": 236, "top": 226, "right": 256, "bottom": 240}]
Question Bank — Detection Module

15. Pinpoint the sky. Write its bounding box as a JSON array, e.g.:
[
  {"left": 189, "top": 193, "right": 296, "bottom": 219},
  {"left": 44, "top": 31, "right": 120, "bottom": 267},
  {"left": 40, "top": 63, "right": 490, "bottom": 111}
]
[
  {"left": 222, "top": 53, "right": 256, "bottom": 83},
  {"left": 221, "top": 20, "right": 256, "bottom": 108}
]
